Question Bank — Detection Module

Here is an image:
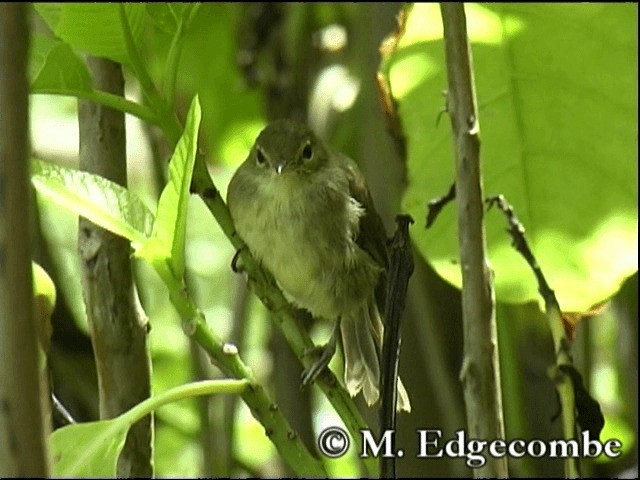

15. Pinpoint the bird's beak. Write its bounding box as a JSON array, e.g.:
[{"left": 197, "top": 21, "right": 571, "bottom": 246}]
[{"left": 275, "top": 163, "right": 285, "bottom": 175}]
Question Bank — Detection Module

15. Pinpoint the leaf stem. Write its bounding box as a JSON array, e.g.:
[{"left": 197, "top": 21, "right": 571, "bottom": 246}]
[
  {"left": 31, "top": 88, "right": 158, "bottom": 126},
  {"left": 120, "top": 380, "right": 249, "bottom": 426},
  {"left": 118, "top": 5, "right": 163, "bottom": 113},
  {"left": 162, "top": 4, "right": 200, "bottom": 108}
]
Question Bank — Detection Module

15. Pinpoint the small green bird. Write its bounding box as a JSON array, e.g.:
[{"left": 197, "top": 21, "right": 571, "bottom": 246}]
[{"left": 227, "top": 120, "right": 410, "bottom": 412}]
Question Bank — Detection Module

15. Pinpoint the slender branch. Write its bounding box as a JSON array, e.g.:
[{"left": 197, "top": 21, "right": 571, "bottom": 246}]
[
  {"left": 380, "top": 215, "right": 414, "bottom": 479},
  {"left": 51, "top": 394, "right": 76, "bottom": 426},
  {"left": 0, "top": 4, "right": 51, "bottom": 475},
  {"left": 486, "top": 194, "right": 585, "bottom": 478},
  {"left": 440, "top": 4, "right": 508, "bottom": 478}
]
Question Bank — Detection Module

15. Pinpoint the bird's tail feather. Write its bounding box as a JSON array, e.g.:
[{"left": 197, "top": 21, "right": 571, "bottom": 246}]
[{"left": 340, "top": 300, "right": 411, "bottom": 412}]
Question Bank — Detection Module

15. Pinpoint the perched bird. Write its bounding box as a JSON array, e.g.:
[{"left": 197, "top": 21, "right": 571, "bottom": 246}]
[{"left": 227, "top": 119, "right": 410, "bottom": 411}]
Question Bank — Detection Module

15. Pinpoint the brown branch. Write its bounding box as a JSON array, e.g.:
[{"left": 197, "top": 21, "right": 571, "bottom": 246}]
[
  {"left": 485, "top": 195, "right": 557, "bottom": 309},
  {"left": 486, "top": 194, "right": 596, "bottom": 477},
  {"left": 77, "top": 57, "right": 153, "bottom": 477},
  {"left": 440, "top": 4, "right": 508, "bottom": 478},
  {"left": 0, "top": 4, "right": 51, "bottom": 476}
]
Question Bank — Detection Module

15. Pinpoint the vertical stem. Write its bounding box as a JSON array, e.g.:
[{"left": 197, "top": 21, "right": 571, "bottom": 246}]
[
  {"left": 440, "top": 4, "right": 508, "bottom": 478},
  {"left": 78, "top": 57, "right": 153, "bottom": 477},
  {"left": 0, "top": 4, "right": 51, "bottom": 476}
]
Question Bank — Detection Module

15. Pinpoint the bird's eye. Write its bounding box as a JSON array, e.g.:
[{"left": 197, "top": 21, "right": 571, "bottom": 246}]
[
  {"left": 256, "top": 148, "right": 267, "bottom": 167},
  {"left": 301, "top": 142, "right": 313, "bottom": 162}
]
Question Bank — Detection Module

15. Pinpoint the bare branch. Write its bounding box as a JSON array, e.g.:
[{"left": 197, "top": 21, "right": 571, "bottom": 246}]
[{"left": 440, "top": 4, "right": 508, "bottom": 477}]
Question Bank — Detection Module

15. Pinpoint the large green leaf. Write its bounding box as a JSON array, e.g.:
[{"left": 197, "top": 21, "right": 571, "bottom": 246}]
[
  {"left": 30, "top": 34, "right": 92, "bottom": 92},
  {"left": 34, "top": 3, "right": 146, "bottom": 65},
  {"left": 51, "top": 419, "right": 127, "bottom": 477},
  {"left": 31, "top": 159, "right": 154, "bottom": 250},
  {"left": 140, "top": 96, "right": 201, "bottom": 278},
  {"left": 381, "top": 3, "right": 637, "bottom": 311},
  {"left": 50, "top": 380, "right": 248, "bottom": 476}
]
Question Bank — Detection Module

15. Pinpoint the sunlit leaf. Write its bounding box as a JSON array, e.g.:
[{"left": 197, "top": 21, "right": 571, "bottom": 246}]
[
  {"left": 31, "top": 159, "right": 154, "bottom": 250},
  {"left": 380, "top": 3, "right": 638, "bottom": 311},
  {"left": 141, "top": 96, "right": 201, "bottom": 278},
  {"left": 34, "top": 3, "right": 146, "bottom": 65}
]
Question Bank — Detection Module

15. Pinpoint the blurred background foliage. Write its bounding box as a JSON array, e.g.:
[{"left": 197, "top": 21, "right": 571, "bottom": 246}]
[{"left": 29, "top": 3, "right": 637, "bottom": 477}]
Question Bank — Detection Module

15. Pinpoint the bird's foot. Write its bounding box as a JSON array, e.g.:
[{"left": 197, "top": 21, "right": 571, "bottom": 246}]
[{"left": 300, "top": 341, "right": 337, "bottom": 387}]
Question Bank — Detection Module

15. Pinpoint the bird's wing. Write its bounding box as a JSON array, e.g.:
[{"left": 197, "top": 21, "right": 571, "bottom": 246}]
[{"left": 341, "top": 154, "right": 389, "bottom": 310}]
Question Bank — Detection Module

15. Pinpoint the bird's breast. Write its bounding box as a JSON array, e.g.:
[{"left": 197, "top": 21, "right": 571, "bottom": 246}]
[{"left": 231, "top": 173, "right": 377, "bottom": 319}]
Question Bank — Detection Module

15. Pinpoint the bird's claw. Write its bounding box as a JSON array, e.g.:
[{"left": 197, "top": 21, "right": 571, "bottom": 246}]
[{"left": 300, "top": 341, "right": 337, "bottom": 388}]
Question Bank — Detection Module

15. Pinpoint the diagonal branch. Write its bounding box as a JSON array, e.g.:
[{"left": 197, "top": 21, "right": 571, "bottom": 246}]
[{"left": 486, "top": 194, "right": 591, "bottom": 478}]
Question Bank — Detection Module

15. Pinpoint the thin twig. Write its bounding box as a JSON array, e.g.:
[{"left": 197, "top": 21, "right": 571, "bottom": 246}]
[
  {"left": 485, "top": 195, "right": 556, "bottom": 306},
  {"left": 51, "top": 394, "right": 76, "bottom": 426},
  {"left": 485, "top": 194, "right": 599, "bottom": 478}
]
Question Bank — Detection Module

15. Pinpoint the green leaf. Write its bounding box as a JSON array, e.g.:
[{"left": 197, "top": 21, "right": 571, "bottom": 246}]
[
  {"left": 51, "top": 419, "right": 128, "bottom": 477},
  {"left": 140, "top": 96, "right": 201, "bottom": 278},
  {"left": 381, "top": 3, "right": 637, "bottom": 311},
  {"left": 31, "top": 159, "right": 154, "bottom": 250},
  {"left": 34, "top": 3, "right": 146, "bottom": 65},
  {"left": 29, "top": 34, "right": 92, "bottom": 92},
  {"left": 50, "top": 380, "right": 248, "bottom": 476},
  {"left": 146, "top": 3, "right": 193, "bottom": 35}
]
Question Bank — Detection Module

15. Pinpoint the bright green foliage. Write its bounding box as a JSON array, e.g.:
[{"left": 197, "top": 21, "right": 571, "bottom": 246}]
[
  {"left": 31, "top": 96, "right": 201, "bottom": 284},
  {"left": 142, "top": 96, "right": 201, "bottom": 279},
  {"left": 34, "top": 3, "right": 146, "bottom": 65},
  {"left": 380, "top": 3, "right": 637, "bottom": 311},
  {"left": 31, "top": 159, "right": 154, "bottom": 250}
]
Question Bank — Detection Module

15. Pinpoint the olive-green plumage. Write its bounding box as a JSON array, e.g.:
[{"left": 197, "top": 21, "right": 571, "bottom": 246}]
[{"left": 227, "top": 120, "right": 410, "bottom": 411}]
